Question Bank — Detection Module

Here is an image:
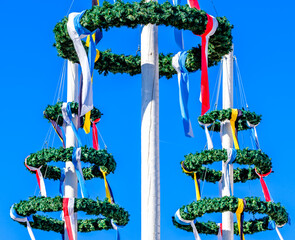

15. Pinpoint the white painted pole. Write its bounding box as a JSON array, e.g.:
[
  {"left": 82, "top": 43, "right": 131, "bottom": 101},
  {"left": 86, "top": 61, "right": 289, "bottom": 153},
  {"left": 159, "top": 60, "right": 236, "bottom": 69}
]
[
  {"left": 221, "top": 47, "right": 234, "bottom": 240},
  {"left": 64, "top": 60, "right": 78, "bottom": 240},
  {"left": 141, "top": 7, "right": 160, "bottom": 240}
]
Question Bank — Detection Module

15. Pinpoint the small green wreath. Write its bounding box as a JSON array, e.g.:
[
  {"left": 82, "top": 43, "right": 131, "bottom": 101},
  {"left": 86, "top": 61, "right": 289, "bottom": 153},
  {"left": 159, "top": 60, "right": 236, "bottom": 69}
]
[
  {"left": 182, "top": 148, "right": 272, "bottom": 183},
  {"left": 12, "top": 196, "right": 129, "bottom": 233},
  {"left": 53, "top": 0, "right": 233, "bottom": 78},
  {"left": 26, "top": 147, "right": 116, "bottom": 180},
  {"left": 172, "top": 196, "right": 288, "bottom": 235},
  {"left": 44, "top": 102, "right": 102, "bottom": 127},
  {"left": 198, "top": 109, "right": 261, "bottom": 132}
]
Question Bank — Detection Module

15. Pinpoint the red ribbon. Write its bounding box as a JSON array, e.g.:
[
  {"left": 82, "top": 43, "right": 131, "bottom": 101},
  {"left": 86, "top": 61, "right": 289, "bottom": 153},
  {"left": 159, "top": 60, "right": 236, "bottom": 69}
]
[
  {"left": 187, "top": 0, "right": 200, "bottom": 10},
  {"left": 255, "top": 168, "right": 272, "bottom": 202},
  {"left": 92, "top": 118, "right": 100, "bottom": 150},
  {"left": 63, "top": 198, "right": 74, "bottom": 240}
]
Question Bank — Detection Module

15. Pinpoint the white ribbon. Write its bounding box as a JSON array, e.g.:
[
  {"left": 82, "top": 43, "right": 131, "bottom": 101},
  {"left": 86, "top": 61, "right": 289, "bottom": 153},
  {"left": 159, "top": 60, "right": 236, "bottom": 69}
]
[
  {"left": 175, "top": 209, "right": 201, "bottom": 240},
  {"left": 275, "top": 226, "right": 284, "bottom": 240},
  {"left": 247, "top": 121, "right": 260, "bottom": 149},
  {"left": 62, "top": 102, "right": 71, "bottom": 126},
  {"left": 25, "top": 156, "right": 47, "bottom": 197},
  {"left": 221, "top": 148, "right": 236, "bottom": 196},
  {"left": 198, "top": 121, "right": 213, "bottom": 149},
  {"left": 67, "top": 12, "right": 93, "bottom": 116},
  {"left": 10, "top": 205, "right": 36, "bottom": 240}
]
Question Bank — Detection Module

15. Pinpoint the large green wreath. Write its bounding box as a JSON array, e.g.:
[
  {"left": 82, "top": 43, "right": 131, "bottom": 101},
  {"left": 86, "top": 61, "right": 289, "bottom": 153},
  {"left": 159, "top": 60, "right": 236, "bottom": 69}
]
[
  {"left": 198, "top": 108, "right": 261, "bottom": 132},
  {"left": 172, "top": 196, "right": 288, "bottom": 235},
  {"left": 182, "top": 148, "right": 272, "bottom": 183},
  {"left": 12, "top": 196, "right": 129, "bottom": 233},
  {"left": 44, "top": 102, "right": 102, "bottom": 127},
  {"left": 53, "top": 0, "right": 233, "bottom": 78},
  {"left": 26, "top": 147, "right": 116, "bottom": 180}
]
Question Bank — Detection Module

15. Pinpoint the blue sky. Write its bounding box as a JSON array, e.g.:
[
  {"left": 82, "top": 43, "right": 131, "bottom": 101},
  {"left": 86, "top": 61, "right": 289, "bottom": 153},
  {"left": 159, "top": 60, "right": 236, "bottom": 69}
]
[{"left": 1, "top": 0, "right": 294, "bottom": 239}]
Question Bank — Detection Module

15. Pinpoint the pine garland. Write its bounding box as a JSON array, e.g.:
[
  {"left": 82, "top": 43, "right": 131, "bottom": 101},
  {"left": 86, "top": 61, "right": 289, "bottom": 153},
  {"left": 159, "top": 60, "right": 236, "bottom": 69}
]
[
  {"left": 198, "top": 108, "right": 261, "bottom": 132},
  {"left": 53, "top": 0, "right": 233, "bottom": 78},
  {"left": 26, "top": 147, "right": 116, "bottom": 180},
  {"left": 172, "top": 196, "right": 288, "bottom": 235},
  {"left": 13, "top": 196, "right": 129, "bottom": 233},
  {"left": 44, "top": 101, "right": 102, "bottom": 127}
]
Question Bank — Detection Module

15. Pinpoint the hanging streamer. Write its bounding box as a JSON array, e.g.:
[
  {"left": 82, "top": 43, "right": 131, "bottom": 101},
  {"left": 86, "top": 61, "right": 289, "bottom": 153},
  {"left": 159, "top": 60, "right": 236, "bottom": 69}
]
[
  {"left": 63, "top": 198, "right": 76, "bottom": 240},
  {"left": 172, "top": 0, "right": 184, "bottom": 50},
  {"left": 236, "top": 198, "right": 246, "bottom": 240},
  {"left": 111, "top": 220, "right": 121, "bottom": 240},
  {"left": 44, "top": 112, "right": 65, "bottom": 147},
  {"left": 172, "top": 51, "right": 194, "bottom": 137},
  {"left": 175, "top": 209, "right": 201, "bottom": 240},
  {"left": 100, "top": 168, "right": 115, "bottom": 204},
  {"left": 92, "top": 118, "right": 101, "bottom": 150},
  {"left": 187, "top": 0, "right": 200, "bottom": 9},
  {"left": 72, "top": 147, "right": 89, "bottom": 198},
  {"left": 198, "top": 121, "right": 213, "bottom": 149},
  {"left": 10, "top": 205, "right": 36, "bottom": 240},
  {"left": 59, "top": 168, "right": 65, "bottom": 197},
  {"left": 255, "top": 168, "right": 272, "bottom": 202},
  {"left": 61, "top": 102, "right": 83, "bottom": 147},
  {"left": 229, "top": 109, "right": 240, "bottom": 149},
  {"left": 217, "top": 223, "right": 222, "bottom": 240},
  {"left": 181, "top": 162, "right": 201, "bottom": 200},
  {"left": 25, "top": 156, "right": 47, "bottom": 197},
  {"left": 247, "top": 121, "right": 260, "bottom": 150},
  {"left": 67, "top": 12, "right": 95, "bottom": 117},
  {"left": 222, "top": 148, "right": 236, "bottom": 196}
]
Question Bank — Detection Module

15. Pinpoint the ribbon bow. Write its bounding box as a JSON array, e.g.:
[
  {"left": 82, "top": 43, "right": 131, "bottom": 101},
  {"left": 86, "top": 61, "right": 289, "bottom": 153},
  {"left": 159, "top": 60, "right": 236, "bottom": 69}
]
[
  {"left": 25, "top": 155, "right": 47, "bottom": 197},
  {"left": 172, "top": 51, "right": 194, "bottom": 137},
  {"left": 10, "top": 205, "right": 36, "bottom": 240}
]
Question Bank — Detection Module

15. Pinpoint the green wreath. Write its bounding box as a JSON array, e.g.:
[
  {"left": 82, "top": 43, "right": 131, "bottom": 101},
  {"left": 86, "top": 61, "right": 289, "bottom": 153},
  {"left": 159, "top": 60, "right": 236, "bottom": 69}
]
[
  {"left": 198, "top": 108, "right": 261, "bottom": 132},
  {"left": 44, "top": 102, "right": 102, "bottom": 127},
  {"left": 172, "top": 196, "right": 288, "bottom": 235},
  {"left": 26, "top": 147, "right": 116, "bottom": 180},
  {"left": 53, "top": 0, "right": 233, "bottom": 78},
  {"left": 182, "top": 148, "right": 272, "bottom": 183},
  {"left": 12, "top": 196, "right": 129, "bottom": 233}
]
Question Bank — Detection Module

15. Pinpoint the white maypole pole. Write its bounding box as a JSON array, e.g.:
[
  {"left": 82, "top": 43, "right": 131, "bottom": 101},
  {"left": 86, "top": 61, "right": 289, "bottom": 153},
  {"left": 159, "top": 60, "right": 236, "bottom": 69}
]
[
  {"left": 221, "top": 46, "right": 234, "bottom": 240},
  {"left": 140, "top": 0, "right": 160, "bottom": 239},
  {"left": 64, "top": 60, "right": 78, "bottom": 240}
]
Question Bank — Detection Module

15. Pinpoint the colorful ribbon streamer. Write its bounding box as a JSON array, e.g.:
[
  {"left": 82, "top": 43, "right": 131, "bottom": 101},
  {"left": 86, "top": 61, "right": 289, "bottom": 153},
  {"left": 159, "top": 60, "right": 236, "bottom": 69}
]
[
  {"left": 67, "top": 12, "right": 94, "bottom": 117},
  {"left": 187, "top": 0, "right": 200, "bottom": 9},
  {"left": 247, "top": 121, "right": 260, "bottom": 150},
  {"left": 44, "top": 112, "right": 65, "bottom": 148},
  {"left": 255, "top": 168, "right": 272, "bottom": 202},
  {"left": 229, "top": 109, "right": 240, "bottom": 149},
  {"left": 100, "top": 168, "right": 115, "bottom": 204},
  {"left": 111, "top": 220, "right": 121, "bottom": 240},
  {"left": 172, "top": 51, "right": 194, "bottom": 137},
  {"left": 10, "top": 205, "right": 36, "bottom": 240},
  {"left": 172, "top": 0, "right": 184, "bottom": 50},
  {"left": 181, "top": 162, "right": 201, "bottom": 200},
  {"left": 198, "top": 121, "right": 213, "bottom": 149},
  {"left": 25, "top": 156, "right": 47, "bottom": 197},
  {"left": 63, "top": 198, "right": 76, "bottom": 240},
  {"left": 72, "top": 147, "right": 89, "bottom": 198},
  {"left": 175, "top": 209, "right": 201, "bottom": 240},
  {"left": 223, "top": 148, "right": 236, "bottom": 196},
  {"left": 236, "top": 198, "right": 246, "bottom": 240},
  {"left": 217, "top": 223, "right": 222, "bottom": 240},
  {"left": 62, "top": 102, "right": 83, "bottom": 147},
  {"left": 92, "top": 118, "right": 101, "bottom": 150}
]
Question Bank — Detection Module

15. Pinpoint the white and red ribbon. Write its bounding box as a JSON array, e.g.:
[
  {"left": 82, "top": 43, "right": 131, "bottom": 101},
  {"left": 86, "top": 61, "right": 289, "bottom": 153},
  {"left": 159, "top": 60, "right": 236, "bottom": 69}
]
[
  {"left": 10, "top": 205, "right": 36, "bottom": 240},
  {"left": 25, "top": 156, "right": 47, "bottom": 197},
  {"left": 187, "top": 0, "right": 200, "bottom": 9},
  {"left": 63, "top": 198, "right": 76, "bottom": 240},
  {"left": 217, "top": 223, "right": 222, "bottom": 240}
]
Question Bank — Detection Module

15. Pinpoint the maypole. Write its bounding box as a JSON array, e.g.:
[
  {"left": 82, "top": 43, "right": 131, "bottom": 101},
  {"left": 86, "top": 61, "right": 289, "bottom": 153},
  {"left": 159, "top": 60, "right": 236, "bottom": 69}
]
[
  {"left": 221, "top": 47, "right": 234, "bottom": 240},
  {"left": 64, "top": 61, "right": 78, "bottom": 240},
  {"left": 141, "top": 1, "right": 160, "bottom": 240}
]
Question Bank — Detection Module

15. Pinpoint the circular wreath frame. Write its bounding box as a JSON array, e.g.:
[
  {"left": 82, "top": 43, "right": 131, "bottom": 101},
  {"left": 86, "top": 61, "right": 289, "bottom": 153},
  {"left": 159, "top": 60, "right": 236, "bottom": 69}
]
[
  {"left": 198, "top": 108, "right": 262, "bottom": 132},
  {"left": 26, "top": 147, "right": 116, "bottom": 180},
  {"left": 172, "top": 196, "right": 288, "bottom": 235},
  {"left": 182, "top": 148, "right": 272, "bottom": 183},
  {"left": 53, "top": 0, "right": 233, "bottom": 78},
  {"left": 44, "top": 102, "right": 102, "bottom": 127},
  {"left": 12, "top": 196, "right": 129, "bottom": 233}
]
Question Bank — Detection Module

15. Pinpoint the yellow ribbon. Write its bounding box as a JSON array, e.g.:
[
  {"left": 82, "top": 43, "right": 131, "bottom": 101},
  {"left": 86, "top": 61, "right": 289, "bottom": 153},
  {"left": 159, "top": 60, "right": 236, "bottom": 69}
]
[
  {"left": 83, "top": 111, "right": 91, "bottom": 134},
  {"left": 182, "top": 162, "right": 201, "bottom": 201},
  {"left": 236, "top": 198, "right": 245, "bottom": 240},
  {"left": 230, "top": 109, "right": 240, "bottom": 149},
  {"left": 100, "top": 168, "right": 112, "bottom": 204}
]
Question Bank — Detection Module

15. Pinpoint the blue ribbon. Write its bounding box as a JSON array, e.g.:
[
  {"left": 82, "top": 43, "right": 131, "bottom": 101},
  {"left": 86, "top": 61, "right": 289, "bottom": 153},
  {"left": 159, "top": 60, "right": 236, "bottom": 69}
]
[
  {"left": 72, "top": 147, "right": 89, "bottom": 198},
  {"left": 172, "top": 0, "right": 184, "bottom": 50},
  {"left": 11, "top": 207, "right": 33, "bottom": 222},
  {"left": 251, "top": 128, "right": 260, "bottom": 150},
  {"left": 178, "top": 51, "right": 193, "bottom": 137},
  {"left": 66, "top": 102, "right": 83, "bottom": 147},
  {"left": 59, "top": 168, "right": 65, "bottom": 197},
  {"left": 268, "top": 219, "right": 276, "bottom": 230},
  {"left": 111, "top": 220, "right": 122, "bottom": 240}
]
